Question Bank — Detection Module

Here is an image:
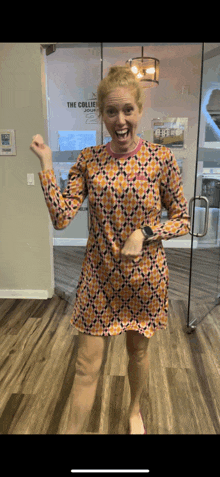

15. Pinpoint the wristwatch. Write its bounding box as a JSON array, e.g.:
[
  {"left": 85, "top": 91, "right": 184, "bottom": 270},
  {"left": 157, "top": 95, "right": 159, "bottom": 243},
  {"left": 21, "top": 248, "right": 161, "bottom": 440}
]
[{"left": 141, "top": 226, "right": 154, "bottom": 241}]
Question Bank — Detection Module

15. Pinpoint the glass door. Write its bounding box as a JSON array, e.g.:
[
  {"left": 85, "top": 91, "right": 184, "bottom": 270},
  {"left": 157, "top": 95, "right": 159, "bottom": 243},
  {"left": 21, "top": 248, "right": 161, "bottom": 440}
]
[{"left": 187, "top": 42, "right": 220, "bottom": 331}]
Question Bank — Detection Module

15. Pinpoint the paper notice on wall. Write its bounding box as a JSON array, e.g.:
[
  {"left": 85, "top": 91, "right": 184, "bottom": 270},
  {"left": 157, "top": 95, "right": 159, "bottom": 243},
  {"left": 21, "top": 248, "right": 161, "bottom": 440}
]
[{"left": 58, "top": 130, "right": 96, "bottom": 151}]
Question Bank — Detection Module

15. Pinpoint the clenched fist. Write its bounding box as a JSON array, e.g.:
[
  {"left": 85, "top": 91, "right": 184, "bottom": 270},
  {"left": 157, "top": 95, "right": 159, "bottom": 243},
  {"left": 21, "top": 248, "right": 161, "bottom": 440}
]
[
  {"left": 30, "top": 134, "right": 52, "bottom": 169},
  {"left": 121, "top": 229, "right": 144, "bottom": 260}
]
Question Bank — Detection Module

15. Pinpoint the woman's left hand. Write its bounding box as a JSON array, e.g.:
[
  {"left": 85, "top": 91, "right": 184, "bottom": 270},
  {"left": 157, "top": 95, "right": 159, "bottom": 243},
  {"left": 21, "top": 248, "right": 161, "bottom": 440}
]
[{"left": 121, "top": 229, "right": 144, "bottom": 259}]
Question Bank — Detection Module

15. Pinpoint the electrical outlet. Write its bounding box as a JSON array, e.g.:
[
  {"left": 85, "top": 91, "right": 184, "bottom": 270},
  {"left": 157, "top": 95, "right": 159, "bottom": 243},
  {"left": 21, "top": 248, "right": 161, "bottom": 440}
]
[{"left": 27, "top": 173, "right": 35, "bottom": 185}]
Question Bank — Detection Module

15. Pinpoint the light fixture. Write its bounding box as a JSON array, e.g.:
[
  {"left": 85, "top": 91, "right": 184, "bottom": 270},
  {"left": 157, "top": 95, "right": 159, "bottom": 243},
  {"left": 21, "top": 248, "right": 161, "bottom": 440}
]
[{"left": 126, "top": 47, "right": 160, "bottom": 89}]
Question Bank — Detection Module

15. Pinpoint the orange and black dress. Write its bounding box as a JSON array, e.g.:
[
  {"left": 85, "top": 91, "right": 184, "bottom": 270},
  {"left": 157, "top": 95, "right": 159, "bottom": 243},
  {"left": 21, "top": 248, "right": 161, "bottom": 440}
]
[{"left": 38, "top": 139, "right": 190, "bottom": 338}]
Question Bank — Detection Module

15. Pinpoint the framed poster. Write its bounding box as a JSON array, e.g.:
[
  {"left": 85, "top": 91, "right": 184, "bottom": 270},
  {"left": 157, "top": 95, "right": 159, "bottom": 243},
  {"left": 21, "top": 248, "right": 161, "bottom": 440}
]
[
  {"left": 151, "top": 119, "right": 187, "bottom": 220},
  {"left": 151, "top": 118, "right": 188, "bottom": 149}
]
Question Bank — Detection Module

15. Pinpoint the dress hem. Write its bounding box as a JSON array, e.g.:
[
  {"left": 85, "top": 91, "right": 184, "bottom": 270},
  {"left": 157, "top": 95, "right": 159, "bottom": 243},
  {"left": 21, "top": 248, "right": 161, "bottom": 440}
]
[{"left": 70, "top": 319, "right": 167, "bottom": 339}]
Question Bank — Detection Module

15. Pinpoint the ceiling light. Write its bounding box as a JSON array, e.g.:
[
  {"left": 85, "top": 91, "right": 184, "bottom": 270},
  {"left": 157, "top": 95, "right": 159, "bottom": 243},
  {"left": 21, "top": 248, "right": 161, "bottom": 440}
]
[{"left": 126, "top": 47, "right": 159, "bottom": 89}]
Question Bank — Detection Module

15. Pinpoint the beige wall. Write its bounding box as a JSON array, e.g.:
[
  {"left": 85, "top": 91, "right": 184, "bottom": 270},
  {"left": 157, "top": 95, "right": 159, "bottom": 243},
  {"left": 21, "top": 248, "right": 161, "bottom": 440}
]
[{"left": 0, "top": 43, "right": 54, "bottom": 299}]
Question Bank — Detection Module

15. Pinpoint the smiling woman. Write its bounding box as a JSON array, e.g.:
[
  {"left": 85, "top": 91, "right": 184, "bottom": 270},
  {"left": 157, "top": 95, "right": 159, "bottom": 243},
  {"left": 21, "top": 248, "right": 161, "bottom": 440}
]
[
  {"left": 36, "top": 64, "right": 190, "bottom": 435},
  {"left": 102, "top": 87, "right": 142, "bottom": 154},
  {"left": 97, "top": 66, "right": 145, "bottom": 154}
]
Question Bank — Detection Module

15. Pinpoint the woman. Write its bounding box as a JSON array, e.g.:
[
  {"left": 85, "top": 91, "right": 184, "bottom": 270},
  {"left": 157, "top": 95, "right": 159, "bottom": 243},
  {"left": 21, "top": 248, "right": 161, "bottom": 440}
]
[{"left": 30, "top": 66, "right": 190, "bottom": 434}]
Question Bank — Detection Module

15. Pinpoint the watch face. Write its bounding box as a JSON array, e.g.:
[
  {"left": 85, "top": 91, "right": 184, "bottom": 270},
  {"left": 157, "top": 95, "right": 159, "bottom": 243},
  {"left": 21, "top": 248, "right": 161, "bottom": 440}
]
[{"left": 145, "top": 226, "right": 153, "bottom": 236}]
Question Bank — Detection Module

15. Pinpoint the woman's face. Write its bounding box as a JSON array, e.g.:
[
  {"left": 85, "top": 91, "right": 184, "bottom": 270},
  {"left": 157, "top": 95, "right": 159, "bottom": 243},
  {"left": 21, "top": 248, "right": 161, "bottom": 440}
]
[{"left": 102, "top": 87, "right": 143, "bottom": 153}]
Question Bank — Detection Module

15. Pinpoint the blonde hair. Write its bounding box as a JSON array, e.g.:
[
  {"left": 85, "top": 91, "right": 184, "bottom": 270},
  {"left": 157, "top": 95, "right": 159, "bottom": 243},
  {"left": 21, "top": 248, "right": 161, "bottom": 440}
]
[{"left": 97, "top": 65, "right": 145, "bottom": 118}]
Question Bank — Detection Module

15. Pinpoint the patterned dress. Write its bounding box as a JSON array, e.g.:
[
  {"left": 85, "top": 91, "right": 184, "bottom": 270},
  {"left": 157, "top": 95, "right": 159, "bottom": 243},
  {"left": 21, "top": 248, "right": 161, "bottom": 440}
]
[{"left": 38, "top": 139, "right": 190, "bottom": 338}]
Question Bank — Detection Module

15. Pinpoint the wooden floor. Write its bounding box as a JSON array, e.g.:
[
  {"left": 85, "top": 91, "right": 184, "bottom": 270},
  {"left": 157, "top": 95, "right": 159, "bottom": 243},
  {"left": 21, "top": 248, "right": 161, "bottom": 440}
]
[{"left": 0, "top": 247, "right": 220, "bottom": 434}]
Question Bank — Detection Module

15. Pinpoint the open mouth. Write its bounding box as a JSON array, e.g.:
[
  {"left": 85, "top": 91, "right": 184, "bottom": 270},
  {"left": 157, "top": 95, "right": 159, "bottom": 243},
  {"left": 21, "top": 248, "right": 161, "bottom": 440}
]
[{"left": 115, "top": 128, "right": 130, "bottom": 139}]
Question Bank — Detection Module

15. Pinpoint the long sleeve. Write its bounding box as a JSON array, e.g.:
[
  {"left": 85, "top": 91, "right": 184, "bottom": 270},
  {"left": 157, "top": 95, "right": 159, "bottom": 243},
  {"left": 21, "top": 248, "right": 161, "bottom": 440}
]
[
  {"left": 145, "top": 149, "right": 190, "bottom": 243},
  {"left": 38, "top": 152, "right": 88, "bottom": 230}
]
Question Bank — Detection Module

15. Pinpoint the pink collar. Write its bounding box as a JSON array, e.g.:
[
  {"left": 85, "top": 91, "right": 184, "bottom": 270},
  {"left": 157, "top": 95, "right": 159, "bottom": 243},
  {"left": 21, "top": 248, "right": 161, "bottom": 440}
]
[{"left": 106, "top": 138, "right": 143, "bottom": 159}]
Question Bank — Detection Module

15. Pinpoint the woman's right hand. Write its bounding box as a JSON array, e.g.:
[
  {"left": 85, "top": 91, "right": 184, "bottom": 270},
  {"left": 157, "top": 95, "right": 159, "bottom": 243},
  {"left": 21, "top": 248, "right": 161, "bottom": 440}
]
[{"left": 30, "top": 134, "right": 52, "bottom": 166}]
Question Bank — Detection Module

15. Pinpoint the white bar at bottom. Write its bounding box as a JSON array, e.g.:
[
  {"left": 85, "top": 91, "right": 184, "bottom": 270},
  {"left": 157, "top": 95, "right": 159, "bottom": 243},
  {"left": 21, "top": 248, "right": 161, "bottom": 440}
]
[{"left": 71, "top": 471, "right": 150, "bottom": 474}]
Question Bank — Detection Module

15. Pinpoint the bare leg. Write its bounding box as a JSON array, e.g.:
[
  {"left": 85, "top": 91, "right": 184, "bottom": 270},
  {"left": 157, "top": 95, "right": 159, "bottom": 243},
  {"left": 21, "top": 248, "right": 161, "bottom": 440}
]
[
  {"left": 65, "top": 332, "right": 106, "bottom": 434},
  {"left": 126, "top": 331, "right": 150, "bottom": 434}
]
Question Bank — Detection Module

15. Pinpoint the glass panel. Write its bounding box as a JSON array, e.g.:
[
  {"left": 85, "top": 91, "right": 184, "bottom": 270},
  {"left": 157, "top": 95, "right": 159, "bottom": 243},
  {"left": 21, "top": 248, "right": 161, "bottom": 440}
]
[
  {"left": 188, "top": 42, "right": 220, "bottom": 328},
  {"left": 45, "top": 43, "right": 102, "bottom": 242}
]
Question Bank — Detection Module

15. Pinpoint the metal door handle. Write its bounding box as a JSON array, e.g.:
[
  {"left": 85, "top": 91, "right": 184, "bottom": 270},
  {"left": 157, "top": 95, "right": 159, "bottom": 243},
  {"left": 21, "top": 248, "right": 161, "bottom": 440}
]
[{"left": 189, "top": 196, "right": 209, "bottom": 237}]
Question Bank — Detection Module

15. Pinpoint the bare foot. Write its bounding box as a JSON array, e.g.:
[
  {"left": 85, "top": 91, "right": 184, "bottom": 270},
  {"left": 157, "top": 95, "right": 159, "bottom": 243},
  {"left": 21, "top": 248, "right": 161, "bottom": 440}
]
[{"left": 128, "top": 411, "right": 146, "bottom": 434}]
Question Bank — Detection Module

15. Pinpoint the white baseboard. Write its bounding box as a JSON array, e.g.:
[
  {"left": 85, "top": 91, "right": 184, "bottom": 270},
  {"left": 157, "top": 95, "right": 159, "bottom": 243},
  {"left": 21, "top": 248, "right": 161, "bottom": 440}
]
[
  {"left": 53, "top": 238, "right": 192, "bottom": 248},
  {"left": 162, "top": 239, "right": 191, "bottom": 248},
  {"left": 53, "top": 237, "right": 219, "bottom": 248},
  {"left": 0, "top": 289, "right": 53, "bottom": 299},
  {"left": 53, "top": 238, "right": 88, "bottom": 246}
]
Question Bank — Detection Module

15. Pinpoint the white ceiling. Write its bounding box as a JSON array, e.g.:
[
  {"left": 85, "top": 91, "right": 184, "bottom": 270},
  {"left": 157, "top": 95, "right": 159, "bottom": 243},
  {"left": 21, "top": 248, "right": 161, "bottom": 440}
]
[
  {"left": 50, "top": 42, "right": 220, "bottom": 62},
  {"left": 55, "top": 42, "right": 202, "bottom": 60}
]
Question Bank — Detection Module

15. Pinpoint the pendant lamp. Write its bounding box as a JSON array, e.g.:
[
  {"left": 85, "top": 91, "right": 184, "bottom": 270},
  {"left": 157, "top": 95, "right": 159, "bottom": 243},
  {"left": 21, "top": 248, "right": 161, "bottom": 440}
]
[{"left": 126, "top": 46, "right": 159, "bottom": 89}]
